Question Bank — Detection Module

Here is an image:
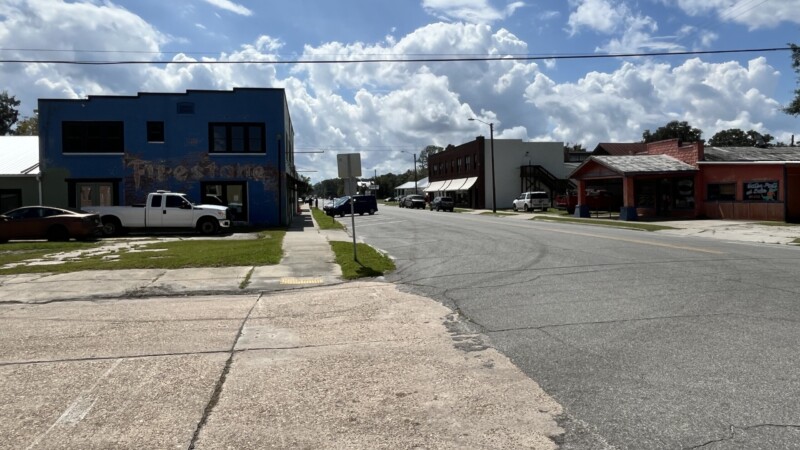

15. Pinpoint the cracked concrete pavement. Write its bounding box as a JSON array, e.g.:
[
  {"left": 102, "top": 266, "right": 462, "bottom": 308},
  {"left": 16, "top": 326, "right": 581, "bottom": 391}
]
[{"left": 2, "top": 205, "right": 798, "bottom": 448}]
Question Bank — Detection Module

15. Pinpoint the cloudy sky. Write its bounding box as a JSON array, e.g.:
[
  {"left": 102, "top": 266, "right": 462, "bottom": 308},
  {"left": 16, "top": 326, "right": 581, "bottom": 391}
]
[{"left": 1, "top": 0, "right": 799, "bottom": 182}]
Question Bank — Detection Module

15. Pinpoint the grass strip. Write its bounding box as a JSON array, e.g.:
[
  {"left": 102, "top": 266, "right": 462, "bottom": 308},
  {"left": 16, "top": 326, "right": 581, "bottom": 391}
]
[
  {"left": 532, "top": 215, "right": 677, "bottom": 232},
  {"left": 329, "top": 241, "right": 396, "bottom": 279},
  {"left": 311, "top": 207, "right": 344, "bottom": 230},
  {"left": 0, "top": 231, "right": 285, "bottom": 275}
]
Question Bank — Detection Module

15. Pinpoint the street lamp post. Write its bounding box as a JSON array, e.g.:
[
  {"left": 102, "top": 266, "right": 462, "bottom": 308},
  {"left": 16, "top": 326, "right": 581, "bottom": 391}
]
[
  {"left": 413, "top": 153, "right": 418, "bottom": 194},
  {"left": 402, "top": 150, "right": 419, "bottom": 194},
  {"left": 469, "top": 118, "right": 496, "bottom": 213}
]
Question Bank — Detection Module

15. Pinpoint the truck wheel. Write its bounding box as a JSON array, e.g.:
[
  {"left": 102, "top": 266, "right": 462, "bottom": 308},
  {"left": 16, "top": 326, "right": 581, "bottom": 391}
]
[
  {"left": 198, "top": 218, "right": 220, "bottom": 235},
  {"left": 47, "top": 225, "right": 69, "bottom": 242},
  {"left": 101, "top": 217, "right": 122, "bottom": 236},
  {"left": 525, "top": 204, "right": 531, "bottom": 212},
  {"left": 369, "top": 208, "right": 376, "bottom": 215}
]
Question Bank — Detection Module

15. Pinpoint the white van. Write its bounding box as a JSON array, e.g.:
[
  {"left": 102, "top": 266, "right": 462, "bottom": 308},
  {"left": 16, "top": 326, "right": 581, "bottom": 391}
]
[{"left": 512, "top": 191, "right": 550, "bottom": 212}]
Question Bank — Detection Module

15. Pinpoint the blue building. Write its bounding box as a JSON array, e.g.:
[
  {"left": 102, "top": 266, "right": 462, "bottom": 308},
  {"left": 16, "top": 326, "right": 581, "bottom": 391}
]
[{"left": 38, "top": 88, "right": 298, "bottom": 226}]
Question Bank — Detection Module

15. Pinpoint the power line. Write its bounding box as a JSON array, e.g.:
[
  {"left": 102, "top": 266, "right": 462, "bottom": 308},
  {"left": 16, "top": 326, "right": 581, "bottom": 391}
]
[{"left": 0, "top": 47, "right": 791, "bottom": 65}]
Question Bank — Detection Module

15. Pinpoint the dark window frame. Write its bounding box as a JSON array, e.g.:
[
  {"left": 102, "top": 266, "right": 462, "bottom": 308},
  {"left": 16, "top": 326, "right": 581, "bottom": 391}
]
[
  {"left": 147, "top": 121, "right": 165, "bottom": 143},
  {"left": 62, "top": 121, "right": 124, "bottom": 154},
  {"left": 66, "top": 178, "right": 121, "bottom": 208},
  {"left": 208, "top": 122, "right": 266, "bottom": 154},
  {"left": 707, "top": 183, "right": 736, "bottom": 201}
]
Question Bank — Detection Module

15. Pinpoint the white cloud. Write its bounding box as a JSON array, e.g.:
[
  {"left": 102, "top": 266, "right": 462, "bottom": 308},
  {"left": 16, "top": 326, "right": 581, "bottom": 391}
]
[
  {"left": 0, "top": 1, "right": 796, "bottom": 182},
  {"left": 662, "top": 0, "right": 800, "bottom": 29},
  {"left": 422, "top": 0, "right": 525, "bottom": 24},
  {"left": 567, "top": 0, "right": 627, "bottom": 35},
  {"left": 567, "top": 0, "right": 685, "bottom": 54},
  {"left": 524, "top": 56, "right": 791, "bottom": 146},
  {"left": 203, "top": 0, "right": 253, "bottom": 16}
]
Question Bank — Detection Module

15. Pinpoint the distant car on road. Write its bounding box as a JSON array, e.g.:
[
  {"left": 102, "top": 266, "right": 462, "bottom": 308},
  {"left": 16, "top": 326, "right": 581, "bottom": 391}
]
[
  {"left": 430, "top": 196, "right": 454, "bottom": 212},
  {"left": 0, "top": 206, "right": 102, "bottom": 243},
  {"left": 325, "top": 195, "right": 379, "bottom": 217},
  {"left": 512, "top": 191, "right": 550, "bottom": 212},
  {"left": 401, "top": 194, "right": 426, "bottom": 209}
]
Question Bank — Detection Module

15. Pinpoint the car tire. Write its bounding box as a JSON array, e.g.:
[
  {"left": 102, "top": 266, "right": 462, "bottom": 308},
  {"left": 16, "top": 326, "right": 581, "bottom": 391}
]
[
  {"left": 525, "top": 204, "right": 531, "bottom": 212},
  {"left": 369, "top": 209, "right": 376, "bottom": 215},
  {"left": 47, "top": 225, "right": 70, "bottom": 242},
  {"left": 197, "top": 218, "right": 220, "bottom": 235},
  {"left": 101, "top": 217, "right": 123, "bottom": 236},
  {"left": 512, "top": 204, "right": 518, "bottom": 211},
  {"left": 359, "top": 211, "right": 364, "bottom": 216}
]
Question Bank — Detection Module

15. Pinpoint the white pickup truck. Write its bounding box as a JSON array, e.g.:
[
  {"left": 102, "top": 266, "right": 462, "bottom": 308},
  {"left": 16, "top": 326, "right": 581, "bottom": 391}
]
[{"left": 86, "top": 191, "right": 231, "bottom": 236}]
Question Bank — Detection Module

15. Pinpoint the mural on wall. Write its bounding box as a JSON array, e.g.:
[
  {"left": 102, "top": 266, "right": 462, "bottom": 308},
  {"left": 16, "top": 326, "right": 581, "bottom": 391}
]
[
  {"left": 744, "top": 180, "right": 779, "bottom": 201},
  {"left": 122, "top": 153, "right": 280, "bottom": 203}
]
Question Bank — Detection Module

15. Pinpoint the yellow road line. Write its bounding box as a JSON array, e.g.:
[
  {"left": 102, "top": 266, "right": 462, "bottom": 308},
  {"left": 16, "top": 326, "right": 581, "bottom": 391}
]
[{"left": 478, "top": 217, "right": 725, "bottom": 254}]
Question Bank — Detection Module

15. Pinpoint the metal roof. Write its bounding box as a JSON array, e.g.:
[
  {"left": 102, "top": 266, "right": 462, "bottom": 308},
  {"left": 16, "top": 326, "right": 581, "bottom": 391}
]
[
  {"left": 0, "top": 136, "right": 39, "bottom": 175},
  {"left": 591, "top": 142, "right": 647, "bottom": 156},
  {"left": 587, "top": 155, "right": 697, "bottom": 175},
  {"left": 704, "top": 146, "right": 800, "bottom": 162},
  {"left": 395, "top": 177, "right": 429, "bottom": 190}
]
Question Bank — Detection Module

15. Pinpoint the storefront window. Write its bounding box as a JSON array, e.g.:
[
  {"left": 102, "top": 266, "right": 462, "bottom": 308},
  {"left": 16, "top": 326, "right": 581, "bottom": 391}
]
[
  {"left": 743, "top": 180, "right": 779, "bottom": 202},
  {"left": 707, "top": 183, "right": 736, "bottom": 201},
  {"left": 674, "top": 178, "right": 694, "bottom": 209}
]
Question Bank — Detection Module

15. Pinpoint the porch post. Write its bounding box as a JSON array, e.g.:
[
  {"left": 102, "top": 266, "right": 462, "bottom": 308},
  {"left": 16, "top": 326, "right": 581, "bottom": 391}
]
[
  {"left": 620, "top": 176, "right": 638, "bottom": 221},
  {"left": 574, "top": 179, "right": 590, "bottom": 217}
]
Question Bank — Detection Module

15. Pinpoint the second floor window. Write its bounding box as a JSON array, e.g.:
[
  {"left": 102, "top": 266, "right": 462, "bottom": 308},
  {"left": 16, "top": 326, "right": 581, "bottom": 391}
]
[
  {"left": 62, "top": 121, "right": 124, "bottom": 153},
  {"left": 147, "top": 121, "right": 164, "bottom": 143},
  {"left": 209, "top": 123, "right": 266, "bottom": 153}
]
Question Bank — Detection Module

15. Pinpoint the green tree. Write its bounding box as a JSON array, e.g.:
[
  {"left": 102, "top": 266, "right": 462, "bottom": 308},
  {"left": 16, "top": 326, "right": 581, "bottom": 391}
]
[
  {"left": 564, "top": 143, "right": 586, "bottom": 152},
  {"left": 642, "top": 120, "right": 702, "bottom": 143},
  {"left": 0, "top": 91, "right": 21, "bottom": 135},
  {"left": 417, "top": 145, "right": 443, "bottom": 175},
  {"left": 13, "top": 110, "right": 38, "bottom": 136},
  {"left": 785, "top": 43, "right": 800, "bottom": 116},
  {"left": 708, "top": 128, "right": 773, "bottom": 147}
]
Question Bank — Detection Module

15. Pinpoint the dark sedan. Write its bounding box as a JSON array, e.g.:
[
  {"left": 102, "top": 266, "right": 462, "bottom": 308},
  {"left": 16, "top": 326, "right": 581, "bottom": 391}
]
[
  {"left": 401, "top": 194, "right": 426, "bottom": 209},
  {"left": 430, "top": 196, "right": 454, "bottom": 212},
  {"left": 0, "top": 206, "right": 102, "bottom": 243}
]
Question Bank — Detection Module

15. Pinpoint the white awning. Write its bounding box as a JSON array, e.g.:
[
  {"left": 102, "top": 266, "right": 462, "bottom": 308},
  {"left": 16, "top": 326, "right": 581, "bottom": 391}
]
[
  {"left": 458, "top": 176, "right": 478, "bottom": 191},
  {"left": 445, "top": 178, "right": 467, "bottom": 191},
  {"left": 424, "top": 180, "right": 447, "bottom": 192}
]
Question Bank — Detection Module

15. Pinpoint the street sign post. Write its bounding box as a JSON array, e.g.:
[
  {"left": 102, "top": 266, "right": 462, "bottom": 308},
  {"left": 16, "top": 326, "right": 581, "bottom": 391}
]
[{"left": 337, "top": 153, "right": 362, "bottom": 261}]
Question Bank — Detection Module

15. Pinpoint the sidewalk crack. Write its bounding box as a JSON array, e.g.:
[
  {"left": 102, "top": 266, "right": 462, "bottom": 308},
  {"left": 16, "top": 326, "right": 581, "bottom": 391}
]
[{"left": 187, "top": 292, "right": 262, "bottom": 449}]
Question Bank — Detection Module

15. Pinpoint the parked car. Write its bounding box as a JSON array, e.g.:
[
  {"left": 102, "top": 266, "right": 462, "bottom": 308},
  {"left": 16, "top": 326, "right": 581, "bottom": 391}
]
[
  {"left": 86, "top": 191, "right": 231, "bottom": 236},
  {"left": 512, "top": 191, "right": 550, "bottom": 212},
  {"left": 397, "top": 196, "right": 407, "bottom": 207},
  {"left": 325, "top": 195, "right": 379, "bottom": 217},
  {"left": 401, "top": 194, "right": 426, "bottom": 209},
  {"left": 0, "top": 206, "right": 102, "bottom": 243},
  {"left": 430, "top": 196, "right": 454, "bottom": 212}
]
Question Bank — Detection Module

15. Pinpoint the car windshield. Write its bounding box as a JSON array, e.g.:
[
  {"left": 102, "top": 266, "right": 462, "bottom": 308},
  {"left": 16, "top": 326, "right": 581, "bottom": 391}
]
[{"left": 333, "top": 196, "right": 350, "bottom": 207}]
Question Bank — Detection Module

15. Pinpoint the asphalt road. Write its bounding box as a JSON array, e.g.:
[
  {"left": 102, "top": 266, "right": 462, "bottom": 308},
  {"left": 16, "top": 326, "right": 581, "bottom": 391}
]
[{"left": 341, "top": 206, "right": 800, "bottom": 449}]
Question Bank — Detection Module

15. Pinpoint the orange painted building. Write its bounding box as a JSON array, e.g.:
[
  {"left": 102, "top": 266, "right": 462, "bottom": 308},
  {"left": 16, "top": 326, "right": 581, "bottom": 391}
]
[{"left": 570, "top": 139, "right": 800, "bottom": 223}]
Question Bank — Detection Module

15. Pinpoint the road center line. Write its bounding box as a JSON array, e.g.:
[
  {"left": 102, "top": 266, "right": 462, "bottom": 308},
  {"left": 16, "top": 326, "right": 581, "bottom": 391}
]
[{"left": 476, "top": 217, "right": 725, "bottom": 254}]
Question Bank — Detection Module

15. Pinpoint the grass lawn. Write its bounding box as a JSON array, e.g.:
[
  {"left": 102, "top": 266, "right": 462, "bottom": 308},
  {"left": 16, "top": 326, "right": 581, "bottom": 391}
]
[
  {"left": 0, "top": 231, "right": 285, "bottom": 275},
  {"left": 311, "top": 207, "right": 345, "bottom": 230},
  {"left": 330, "top": 241, "right": 396, "bottom": 279}
]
